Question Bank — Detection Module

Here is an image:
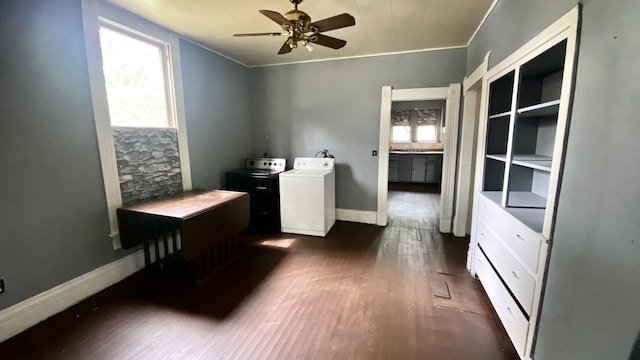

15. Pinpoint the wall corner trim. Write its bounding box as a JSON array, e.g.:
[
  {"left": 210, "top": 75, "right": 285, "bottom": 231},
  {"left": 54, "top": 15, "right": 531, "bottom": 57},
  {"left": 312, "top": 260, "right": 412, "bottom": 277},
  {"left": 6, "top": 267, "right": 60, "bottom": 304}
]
[
  {"left": 0, "top": 251, "right": 145, "bottom": 343},
  {"left": 336, "top": 208, "right": 377, "bottom": 225},
  {"left": 466, "top": 0, "right": 500, "bottom": 47}
]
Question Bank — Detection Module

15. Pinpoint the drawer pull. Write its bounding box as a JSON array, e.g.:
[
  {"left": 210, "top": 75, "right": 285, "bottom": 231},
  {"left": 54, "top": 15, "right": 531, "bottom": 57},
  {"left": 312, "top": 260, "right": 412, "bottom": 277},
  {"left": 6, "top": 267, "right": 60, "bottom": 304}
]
[
  {"left": 511, "top": 271, "right": 520, "bottom": 280},
  {"left": 506, "top": 306, "right": 514, "bottom": 316},
  {"left": 516, "top": 234, "right": 525, "bottom": 241}
]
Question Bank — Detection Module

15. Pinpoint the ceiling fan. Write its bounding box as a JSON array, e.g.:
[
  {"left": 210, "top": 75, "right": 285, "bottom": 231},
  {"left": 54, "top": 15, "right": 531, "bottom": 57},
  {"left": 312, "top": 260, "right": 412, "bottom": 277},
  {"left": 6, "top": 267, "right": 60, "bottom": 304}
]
[{"left": 233, "top": 0, "right": 355, "bottom": 54}]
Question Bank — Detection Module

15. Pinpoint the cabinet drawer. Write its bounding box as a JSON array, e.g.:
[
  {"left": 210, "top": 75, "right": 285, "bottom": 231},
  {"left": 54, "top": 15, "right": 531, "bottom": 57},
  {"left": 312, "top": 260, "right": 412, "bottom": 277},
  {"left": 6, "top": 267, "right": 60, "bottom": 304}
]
[
  {"left": 475, "top": 248, "right": 529, "bottom": 355},
  {"left": 477, "top": 194, "right": 543, "bottom": 273},
  {"left": 477, "top": 220, "right": 535, "bottom": 315}
]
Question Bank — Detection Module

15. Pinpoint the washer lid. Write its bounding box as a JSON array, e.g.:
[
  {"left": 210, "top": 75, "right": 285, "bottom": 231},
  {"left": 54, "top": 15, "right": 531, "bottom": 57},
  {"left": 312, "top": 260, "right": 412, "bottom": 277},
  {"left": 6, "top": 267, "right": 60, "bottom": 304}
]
[
  {"left": 292, "top": 157, "right": 335, "bottom": 170},
  {"left": 280, "top": 169, "right": 332, "bottom": 177}
]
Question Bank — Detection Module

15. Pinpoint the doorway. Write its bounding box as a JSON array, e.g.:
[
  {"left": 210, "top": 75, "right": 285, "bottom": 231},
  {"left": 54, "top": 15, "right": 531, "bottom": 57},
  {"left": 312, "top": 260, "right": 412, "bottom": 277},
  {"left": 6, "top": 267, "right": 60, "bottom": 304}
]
[{"left": 376, "top": 85, "right": 461, "bottom": 232}]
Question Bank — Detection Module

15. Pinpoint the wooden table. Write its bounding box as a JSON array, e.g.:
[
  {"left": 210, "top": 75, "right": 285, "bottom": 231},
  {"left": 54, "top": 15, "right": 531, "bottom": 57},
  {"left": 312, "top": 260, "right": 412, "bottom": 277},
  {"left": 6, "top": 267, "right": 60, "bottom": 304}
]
[{"left": 117, "top": 190, "right": 250, "bottom": 282}]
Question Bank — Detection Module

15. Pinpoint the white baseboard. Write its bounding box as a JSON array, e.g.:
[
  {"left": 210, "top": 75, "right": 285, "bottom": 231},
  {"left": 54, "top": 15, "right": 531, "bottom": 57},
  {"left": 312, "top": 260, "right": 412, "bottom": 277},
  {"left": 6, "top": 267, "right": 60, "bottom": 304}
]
[
  {"left": 0, "top": 249, "right": 145, "bottom": 343},
  {"left": 439, "top": 216, "right": 452, "bottom": 233},
  {"left": 336, "top": 208, "right": 377, "bottom": 225}
]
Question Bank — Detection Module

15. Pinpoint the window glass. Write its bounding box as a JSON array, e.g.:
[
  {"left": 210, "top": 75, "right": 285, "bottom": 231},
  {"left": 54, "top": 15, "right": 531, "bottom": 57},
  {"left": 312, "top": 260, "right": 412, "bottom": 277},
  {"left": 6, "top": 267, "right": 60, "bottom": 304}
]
[
  {"left": 392, "top": 125, "right": 411, "bottom": 142},
  {"left": 99, "top": 26, "right": 170, "bottom": 128},
  {"left": 417, "top": 125, "right": 437, "bottom": 142}
]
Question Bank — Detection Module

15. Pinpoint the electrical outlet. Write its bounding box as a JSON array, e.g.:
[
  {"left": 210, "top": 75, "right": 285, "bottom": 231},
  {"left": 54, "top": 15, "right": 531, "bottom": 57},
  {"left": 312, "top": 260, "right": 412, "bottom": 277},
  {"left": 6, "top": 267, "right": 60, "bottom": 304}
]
[{"left": 0, "top": 278, "right": 5, "bottom": 294}]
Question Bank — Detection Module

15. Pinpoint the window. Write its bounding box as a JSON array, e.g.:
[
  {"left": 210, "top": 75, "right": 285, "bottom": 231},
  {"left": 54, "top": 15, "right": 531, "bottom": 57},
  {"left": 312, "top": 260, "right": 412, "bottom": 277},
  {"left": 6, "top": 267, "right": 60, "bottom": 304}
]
[
  {"left": 98, "top": 24, "right": 173, "bottom": 128},
  {"left": 416, "top": 108, "right": 440, "bottom": 142},
  {"left": 82, "top": 0, "right": 192, "bottom": 249},
  {"left": 392, "top": 125, "right": 412, "bottom": 142},
  {"left": 416, "top": 124, "right": 437, "bottom": 142},
  {"left": 391, "top": 108, "right": 442, "bottom": 143}
]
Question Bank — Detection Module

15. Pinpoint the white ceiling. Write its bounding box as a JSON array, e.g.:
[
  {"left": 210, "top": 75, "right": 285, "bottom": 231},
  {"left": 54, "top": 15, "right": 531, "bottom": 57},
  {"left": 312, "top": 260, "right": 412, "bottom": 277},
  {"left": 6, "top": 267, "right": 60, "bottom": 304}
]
[{"left": 105, "top": 0, "right": 495, "bottom": 67}]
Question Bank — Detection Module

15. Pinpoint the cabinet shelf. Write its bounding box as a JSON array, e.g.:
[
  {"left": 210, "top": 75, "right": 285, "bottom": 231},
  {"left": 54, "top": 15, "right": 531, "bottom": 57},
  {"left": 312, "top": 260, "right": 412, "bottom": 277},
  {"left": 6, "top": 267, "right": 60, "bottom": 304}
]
[
  {"left": 486, "top": 154, "right": 552, "bottom": 172},
  {"left": 489, "top": 111, "right": 511, "bottom": 120},
  {"left": 512, "top": 155, "right": 552, "bottom": 171},
  {"left": 487, "top": 154, "right": 507, "bottom": 162},
  {"left": 506, "top": 191, "right": 547, "bottom": 208},
  {"left": 481, "top": 191, "right": 545, "bottom": 233},
  {"left": 517, "top": 100, "right": 560, "bottom": 118}
]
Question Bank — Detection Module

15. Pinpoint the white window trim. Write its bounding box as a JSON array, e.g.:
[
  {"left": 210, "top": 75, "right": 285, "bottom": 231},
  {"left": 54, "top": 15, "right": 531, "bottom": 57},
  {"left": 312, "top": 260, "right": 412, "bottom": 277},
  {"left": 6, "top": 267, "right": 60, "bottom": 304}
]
[{"left": 81, "top": 0, "right": 192, "bottom": 249}]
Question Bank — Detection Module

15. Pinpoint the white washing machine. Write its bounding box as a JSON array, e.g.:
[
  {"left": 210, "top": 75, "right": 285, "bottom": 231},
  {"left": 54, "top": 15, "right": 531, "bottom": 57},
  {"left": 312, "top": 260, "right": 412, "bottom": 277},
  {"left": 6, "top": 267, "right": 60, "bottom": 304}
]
[{"left": 279, "top": 157, "right": 335, "bottom": 237}]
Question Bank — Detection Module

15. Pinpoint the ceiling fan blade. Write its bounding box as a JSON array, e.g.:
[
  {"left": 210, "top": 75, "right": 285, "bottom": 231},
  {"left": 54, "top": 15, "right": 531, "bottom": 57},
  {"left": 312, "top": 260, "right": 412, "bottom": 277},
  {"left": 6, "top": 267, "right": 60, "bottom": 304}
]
[
  {"left": 309, "top": 13, "right": 355, "bottom": 33},
  {"left": 312, "top": 34, "right": 347, "bottom": 49},
  {"left": 277, "top": 40, "right": 293, "bottom": 55},
  {"left": 259, "top": 10, "right": 292, "bottom": 27},
  {"left": 233, "top": 32, "right": 285, "bottom": 37}
]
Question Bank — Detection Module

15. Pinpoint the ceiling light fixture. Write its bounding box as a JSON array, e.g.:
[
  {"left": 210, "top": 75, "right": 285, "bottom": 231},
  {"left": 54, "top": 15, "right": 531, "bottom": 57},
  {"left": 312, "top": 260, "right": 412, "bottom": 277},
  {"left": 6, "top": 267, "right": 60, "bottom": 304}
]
[
  {"left": 304, "top": 41, "right": 314, "bottom": 52},
  {"left": 233, "top": 0, "right": 355, "bottom": 55}
]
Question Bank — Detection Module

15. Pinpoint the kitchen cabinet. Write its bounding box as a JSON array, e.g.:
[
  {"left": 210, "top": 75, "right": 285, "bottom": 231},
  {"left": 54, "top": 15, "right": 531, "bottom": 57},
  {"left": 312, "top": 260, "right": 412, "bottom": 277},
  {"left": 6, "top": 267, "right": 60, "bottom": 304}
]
[
  {"left": 470, "top": 8, "right": 578, "bottom": 359},
  {"left": 411, "top": 156, "right": 426, "bottom": 182},
  {"left": 389, "top": 153, "right": 442, "bottom": 184},
  {"left": 425, "top": 157, "right": 442, "bottom": 183},
  {"left": 398, "top": 156, "right": 412, "bottom": 182},
  {"left": 388, "top": 154, "right": 399, "bottom": 182}
]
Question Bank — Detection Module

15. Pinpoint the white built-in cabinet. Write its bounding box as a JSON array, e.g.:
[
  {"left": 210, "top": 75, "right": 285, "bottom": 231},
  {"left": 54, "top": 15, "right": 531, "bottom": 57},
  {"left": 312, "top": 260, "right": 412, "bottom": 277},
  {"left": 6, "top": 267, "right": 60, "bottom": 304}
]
[{"left": 469, "top": 7, "right": 579, "bottom": 360}]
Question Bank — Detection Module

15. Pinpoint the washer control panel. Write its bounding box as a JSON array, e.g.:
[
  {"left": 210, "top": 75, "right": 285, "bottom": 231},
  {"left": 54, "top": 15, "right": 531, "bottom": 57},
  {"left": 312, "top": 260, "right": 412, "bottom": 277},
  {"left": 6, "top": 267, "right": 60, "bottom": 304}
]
[{"left": 293, "top": 158, "right": 335, "bottom": 170}]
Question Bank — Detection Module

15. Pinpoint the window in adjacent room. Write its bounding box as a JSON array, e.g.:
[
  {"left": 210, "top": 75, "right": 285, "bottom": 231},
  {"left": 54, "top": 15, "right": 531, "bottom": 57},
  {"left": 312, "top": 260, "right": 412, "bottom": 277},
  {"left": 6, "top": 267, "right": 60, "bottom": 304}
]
[
  {"left": 391, "top": 110, "right": 412, "bottom": 142},
  {"left": 391, "top": 108, "right": 442, "bottom": 143},
  {"left": 415, "top": 108, "right": 440, "bottom": 142}
]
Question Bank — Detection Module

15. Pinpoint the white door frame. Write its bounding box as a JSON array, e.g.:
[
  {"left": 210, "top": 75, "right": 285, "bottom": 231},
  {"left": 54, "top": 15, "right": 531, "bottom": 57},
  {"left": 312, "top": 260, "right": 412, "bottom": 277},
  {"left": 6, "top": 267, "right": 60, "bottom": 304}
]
[
  {"left": 453, "top": 52, "right": 491, "bottom": 238},
  {"left": 376, "top": 84, "right": 461, "bottom": 232}
]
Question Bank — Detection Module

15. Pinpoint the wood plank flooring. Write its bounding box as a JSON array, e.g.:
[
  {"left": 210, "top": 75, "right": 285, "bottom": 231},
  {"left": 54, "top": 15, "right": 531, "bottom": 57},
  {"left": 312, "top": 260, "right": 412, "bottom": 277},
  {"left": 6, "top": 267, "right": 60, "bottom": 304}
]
[{"left": 0, "top": 186, "right": 518, "bottom": 359}]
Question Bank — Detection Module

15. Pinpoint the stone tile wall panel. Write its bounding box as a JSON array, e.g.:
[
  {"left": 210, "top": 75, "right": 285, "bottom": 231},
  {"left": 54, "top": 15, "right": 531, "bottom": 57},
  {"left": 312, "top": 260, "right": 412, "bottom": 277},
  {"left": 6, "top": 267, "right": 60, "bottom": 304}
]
[{"left": 113, "top": 127, "right": 182, "bottom": 204}]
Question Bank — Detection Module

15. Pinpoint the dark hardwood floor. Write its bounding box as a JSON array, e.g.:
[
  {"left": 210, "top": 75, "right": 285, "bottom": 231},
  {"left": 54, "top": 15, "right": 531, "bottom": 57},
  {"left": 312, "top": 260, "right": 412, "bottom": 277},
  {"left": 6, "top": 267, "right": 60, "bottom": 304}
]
[{"left": 0, "top": 186, "right": 518, "bottom": 359}]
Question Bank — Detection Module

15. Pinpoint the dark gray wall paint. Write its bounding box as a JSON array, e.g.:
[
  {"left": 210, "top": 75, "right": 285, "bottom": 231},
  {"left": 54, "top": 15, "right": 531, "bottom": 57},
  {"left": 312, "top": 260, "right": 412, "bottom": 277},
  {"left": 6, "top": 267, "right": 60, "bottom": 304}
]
[
  {"left": 0, "top": 0, "right": 251, "bottom": 311},
  {"left": 180, "top": 40, "right": 252, "bottom": 189},
  {"left": 466, "top": 0, "right": 576, "bottom": 73},
  {"left": 250, "top": 49, "right": 466, "bottom": 211},
  {"left": 0, "top": 0, "right": 130, "bottom": 310},
  {"left": 469, "top": 0, "right": 640, "bottom": 359}
]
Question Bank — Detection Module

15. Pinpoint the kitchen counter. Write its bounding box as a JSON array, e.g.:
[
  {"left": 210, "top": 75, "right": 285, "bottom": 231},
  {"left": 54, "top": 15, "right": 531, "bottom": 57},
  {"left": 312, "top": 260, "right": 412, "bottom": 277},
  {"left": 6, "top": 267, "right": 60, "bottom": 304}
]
[{"left": 390, "top": 150, "right": 444, "bottom": 155}]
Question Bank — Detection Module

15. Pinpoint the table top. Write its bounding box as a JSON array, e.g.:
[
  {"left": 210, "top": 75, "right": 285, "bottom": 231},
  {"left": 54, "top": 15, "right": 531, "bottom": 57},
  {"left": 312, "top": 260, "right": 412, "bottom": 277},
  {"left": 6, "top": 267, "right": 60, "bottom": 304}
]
[{"left": 118, "top": 190, "right": 248, "bottom": 220}]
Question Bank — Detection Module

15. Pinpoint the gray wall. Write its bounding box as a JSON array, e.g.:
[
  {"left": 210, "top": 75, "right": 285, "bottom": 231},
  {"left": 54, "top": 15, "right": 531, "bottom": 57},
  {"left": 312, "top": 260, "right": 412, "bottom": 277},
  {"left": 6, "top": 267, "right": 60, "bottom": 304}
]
[
  {"left": 466, "top": 0, "right": 576, "bottom": 72},
  {"left": 469, "top": 0, "right": 640, "bottom": 359},
  {"left": 0, "top": 0, "right": 129, "bottom": 309},
  {"left": 180, "top": 40, "right": 252, "bottom": 189},
  {"left": 0, "top": 0, "right": 251, "bottom": 310},
  {"left": 250, "top": 49, "right": 466, "bottom": 211}
]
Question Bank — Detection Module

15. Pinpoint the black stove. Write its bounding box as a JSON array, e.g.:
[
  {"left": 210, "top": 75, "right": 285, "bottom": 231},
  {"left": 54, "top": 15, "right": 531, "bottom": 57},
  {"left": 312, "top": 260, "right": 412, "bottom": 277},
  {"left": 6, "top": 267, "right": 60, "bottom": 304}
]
[{"left": 225, "top": 158, "right": 286, "bottom": 233}]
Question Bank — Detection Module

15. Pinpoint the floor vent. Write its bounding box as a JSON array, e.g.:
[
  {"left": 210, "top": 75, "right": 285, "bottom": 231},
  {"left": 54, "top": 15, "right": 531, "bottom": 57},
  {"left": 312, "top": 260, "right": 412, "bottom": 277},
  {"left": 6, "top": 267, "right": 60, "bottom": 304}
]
[{"left": 431, "top": 278, "right": 451, "bottom": 299}]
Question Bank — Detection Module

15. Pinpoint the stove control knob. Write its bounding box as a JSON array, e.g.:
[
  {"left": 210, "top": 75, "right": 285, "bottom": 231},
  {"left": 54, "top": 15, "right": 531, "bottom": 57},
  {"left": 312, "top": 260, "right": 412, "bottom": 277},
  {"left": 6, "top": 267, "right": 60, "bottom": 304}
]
[
  {"left": 249, "top": 160, "right": 255, "bottom": 166},
  {"left": 263, "top": 162, "right": 267, "bottom": 165}
]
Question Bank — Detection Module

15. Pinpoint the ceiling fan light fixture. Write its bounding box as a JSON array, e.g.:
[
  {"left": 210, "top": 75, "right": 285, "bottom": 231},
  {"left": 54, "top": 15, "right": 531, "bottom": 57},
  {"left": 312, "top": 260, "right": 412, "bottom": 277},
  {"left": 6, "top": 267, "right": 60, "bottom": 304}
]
[
  {"left": 235, "top": 0, "right": 355, "bottom": 55},
  {"left": 304, "top": 41, "right": 314, "bottom": 52}
]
